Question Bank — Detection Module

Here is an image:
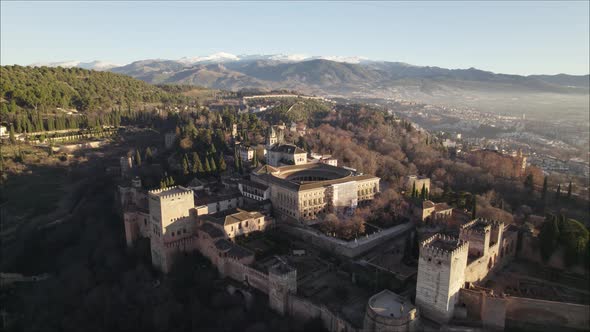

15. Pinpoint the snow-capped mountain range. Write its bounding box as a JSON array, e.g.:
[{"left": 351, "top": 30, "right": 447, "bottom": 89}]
[
  {"left": 176, "top": 52, "right": 371, "bottom": 65},
  {"left": 30, "top": 52, "right": 373, "bottom": 70}
]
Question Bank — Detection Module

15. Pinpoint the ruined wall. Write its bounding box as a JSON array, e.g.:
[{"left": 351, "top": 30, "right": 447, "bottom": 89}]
[
  {"left": 505, "top": 296, "right": 590, "bottom": 331},
  {"left": 458, "top": 288, "right": 483, "bottom": 320},
  {"left": 460, "top": 228, "right": 490, "bottom": 258},
  {"left": 464, "top": 243, "right": 500, "bottom": 283},
  {"left": 221, "top": 258, "right": 269, "bottom": 294},
  {"left": 287, "top": 294, "right": 359, "bottom": 332},
  {"left": 459, "top": 288, "right": 590, "bottom": 331}
]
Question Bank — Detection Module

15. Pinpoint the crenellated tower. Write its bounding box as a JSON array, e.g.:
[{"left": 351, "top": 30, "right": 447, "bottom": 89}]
[
  {"left": 147, "top": 186, "right": 195, "bottom": 271},
  {"left": 268, "top": 261, "right": 297, "bottom": 315},
  {"left": 416, "top": 234, "right": 469, "bottom": 323}
]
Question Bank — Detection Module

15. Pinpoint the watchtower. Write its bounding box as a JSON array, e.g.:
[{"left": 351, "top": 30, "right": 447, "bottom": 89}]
[
  {"left": 416, "top": 234, "right": 468, "bottom": 323},
  {"left": 148, "top": 186, "right": 194, "bottom": 236},
  {"left": 459, "top": 218, "right": 500, "bottom": 258},
  {"left": 268, "top": 261, "right": 297, "bottom": 315},
  {"left": 266, "top": 125, "right": 285, "bottom": 148},
  {"left": 147, "top": 186, "right": 194, "bottom": 272}
]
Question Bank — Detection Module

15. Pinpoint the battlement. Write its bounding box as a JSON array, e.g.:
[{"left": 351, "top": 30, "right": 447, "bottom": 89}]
[
  {"left": 169, "top": 215, "right": 193, "bottom": 224},
  {"left": 149, "top": 186, "right": 193, "bottom": 200},
  {"left": 460, "top": 218, "right": 495, "bottom": 234},
  {"left": 421, "top": 233, "right": 468, "bottom": 258}
]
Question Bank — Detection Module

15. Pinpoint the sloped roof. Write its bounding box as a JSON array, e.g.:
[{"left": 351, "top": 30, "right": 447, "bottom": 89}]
[
  {"left": 269, "top": 144, "right": 306, "bottom": 154},
  {"left": 434, "top": 202, "right": 452, "bottom": 212}
]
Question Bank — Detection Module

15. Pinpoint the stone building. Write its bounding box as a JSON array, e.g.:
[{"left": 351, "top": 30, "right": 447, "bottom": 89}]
[
  {"left": 416, "top": 234, "right": 469, "bottom": 323},
  {"left": 124, "top": 185, "right": 261, "bottom": 272},
  {"left": 460, "top": 219, "right": 509, "bottom": 283},
  {"left": 238, "top": 179, "right": 270, "bottom": 201},
  {"left": 266, "top": 144, "right": 307, "bottom": 167},
  {"left": 467, "top": 149, "right": 527, "bottom": 179},
  {"left": 238, "top": 144, "right": 255, "bottom": 162},
  {"left": 200, "top": 208, "right": 269, "bottom": 239},
  {"left": 264, "top": 124, "right": 307, "bottom": 167},
  {"left": 416, "top": 218, "right": 519, "bottom": 323},
  {"left": 194, "top": 191, "right": 244, "bottom": 215},
  {"left": 251, "top": 163, "right": 380, "bottom": 222},
  {"left": 266, "top": 124, "right": 286, "bottom": 148},
  {"left": 147, "top": 186, "right": 197, "bottom": 271},
  {"left": 414, "top": 200, "right": 453, "bottom": 222},
  {"left": 364, "top": 290, "right": 419, "bottom": 332}
]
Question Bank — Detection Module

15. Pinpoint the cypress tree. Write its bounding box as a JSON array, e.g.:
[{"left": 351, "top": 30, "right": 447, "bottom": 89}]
[
  {"left": 145, "top": 147, "right": 153, "bottom": 163},
  {"left": 567, "top": 181, "right": 572, "bottom": 198},
  {"left": 182, "top": 155, "right": 190, "bottom": 175},
  {"left": 135, "top": 149, "right": 142, "bottom": 167},
  {"left": 252, "top": 150, "right": 259, "bottom": 167},
  {"left": 191, "top": 152, "right": 202, "bottom": 174},
  {"left": 9, "top": 125, "right": 16, "bottom": 144},
  {"left": 556, "top": 184, "right": 561, "bottom": 201},
  {"left": 204, "top": 157, "right": 211, "bottom": 174},
  {"left": 541, "top": 176, "right": 548, "bottom": 200},
  {"left": 539, "top": 215, "right": 560, "bottom": 261},
  {"left": 411, "top": 182, "right": 416, "bottom": 198},
  {"left": 234, "top": 150, "right": 240, "bottom": 171},
  {"left": 218, "top": 156, "right": 227, "bottom": 172},
  {"left": 524, "top": 173, "right": 534, "bottom": 191},
  {"left": 209, "top": 156, "right": 217, "bottom": 173},
  {"left": 420, "top": 183, "right": 426, "bottom": 200}
]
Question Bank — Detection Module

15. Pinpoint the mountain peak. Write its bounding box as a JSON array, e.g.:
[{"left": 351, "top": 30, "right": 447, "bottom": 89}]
[{"left": 178, "top": 52, "right": 239, "bottom": 64}]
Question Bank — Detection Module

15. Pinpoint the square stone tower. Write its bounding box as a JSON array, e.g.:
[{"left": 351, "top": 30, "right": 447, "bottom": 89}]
[
  {"left": 459, "top": 218, "right": 492, "bottom": 258},
  {"left": 416, "top": 234, "right": 468, "bottom": 323},
  {"left": 148, "top": 186, "right": 194, "bottom": 272},
  {"left": 148, "top": 186, "right": 194, "bottom": 236},
  {"left": 268, "top": 261, "right": 297, "bottom": 315}
]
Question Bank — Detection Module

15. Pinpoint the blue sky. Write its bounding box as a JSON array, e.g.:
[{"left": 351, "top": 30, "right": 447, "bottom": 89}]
[{"left": 1, "top": 1, "right": 588, "bottom": 75}]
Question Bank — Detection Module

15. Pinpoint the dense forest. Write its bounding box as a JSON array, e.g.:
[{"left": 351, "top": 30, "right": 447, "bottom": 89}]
[{"left": 0, "top": 66, "right": 186, "bottom": 113}]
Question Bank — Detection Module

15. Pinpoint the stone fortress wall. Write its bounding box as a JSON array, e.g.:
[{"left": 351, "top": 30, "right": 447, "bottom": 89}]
[{"left": 459, "top": 286, "right": 590, "bottom": 331}]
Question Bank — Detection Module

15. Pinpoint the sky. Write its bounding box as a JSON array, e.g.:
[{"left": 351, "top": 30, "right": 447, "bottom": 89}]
[{"left": 1, "top": 1, "right": 589, "bottom": 75}]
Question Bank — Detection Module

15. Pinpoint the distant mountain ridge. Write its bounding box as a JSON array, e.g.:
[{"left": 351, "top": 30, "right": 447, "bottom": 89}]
[
  {"left": 27, "top": 54, "right": 589, "bottom": 118},
  {"left": 107, "top": 57, "right": 589, "bottom": 94}
]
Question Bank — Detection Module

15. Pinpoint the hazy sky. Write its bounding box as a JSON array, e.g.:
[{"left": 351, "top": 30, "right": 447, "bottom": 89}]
[{"left": 1, "top": 1, "right": 589, "bottom": 75}]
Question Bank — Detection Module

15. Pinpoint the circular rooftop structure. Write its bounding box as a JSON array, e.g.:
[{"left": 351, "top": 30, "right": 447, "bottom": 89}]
[
  {"left": 364, "top": 290, "right": 419, "bottom": 332},
  {"left": 272, "top": 163, "right": 352, "bottom": 183}
]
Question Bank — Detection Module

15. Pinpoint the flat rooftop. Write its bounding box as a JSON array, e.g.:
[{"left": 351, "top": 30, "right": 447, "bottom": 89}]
[
  {"left": 469, "top": 221, "right": 490, "bottom": 231},
  {"left": 368, "top": 290, "right": 415, "bottom": 319},
  {"left": 424, "top": 234, "right": 464, "bottom": 252}
]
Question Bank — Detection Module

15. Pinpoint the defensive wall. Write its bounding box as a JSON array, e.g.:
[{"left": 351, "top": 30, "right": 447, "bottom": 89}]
[
  {"left": 459, "top": 287, "right": 590, "bottom": 331},
  {"left": 280, "top": 222, "right": 414, "bottom": 258},
  {"left": 286, "top": 294, "right": 360, "bottom": 332}
]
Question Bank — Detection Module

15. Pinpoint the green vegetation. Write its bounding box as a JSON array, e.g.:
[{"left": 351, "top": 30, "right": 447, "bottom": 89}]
[
  {"left": 263, "top": 98, "right": 332, "bottom": 125},
  {"left": 0, "top": 66, "right": 185, "bottom": 113},
  {"left": 539, "top": 214, "right": 589, "bottom": 266}
]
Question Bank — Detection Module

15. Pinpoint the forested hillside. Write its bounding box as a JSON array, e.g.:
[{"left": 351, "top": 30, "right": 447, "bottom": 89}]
[{"left": 0, "top": 66, "right": 185, "bottom": 113}]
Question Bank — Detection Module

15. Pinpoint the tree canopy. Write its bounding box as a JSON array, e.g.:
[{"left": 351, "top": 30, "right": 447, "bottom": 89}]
[{"left": 0, "top": 65, "right": 185, "bottom": 113}]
